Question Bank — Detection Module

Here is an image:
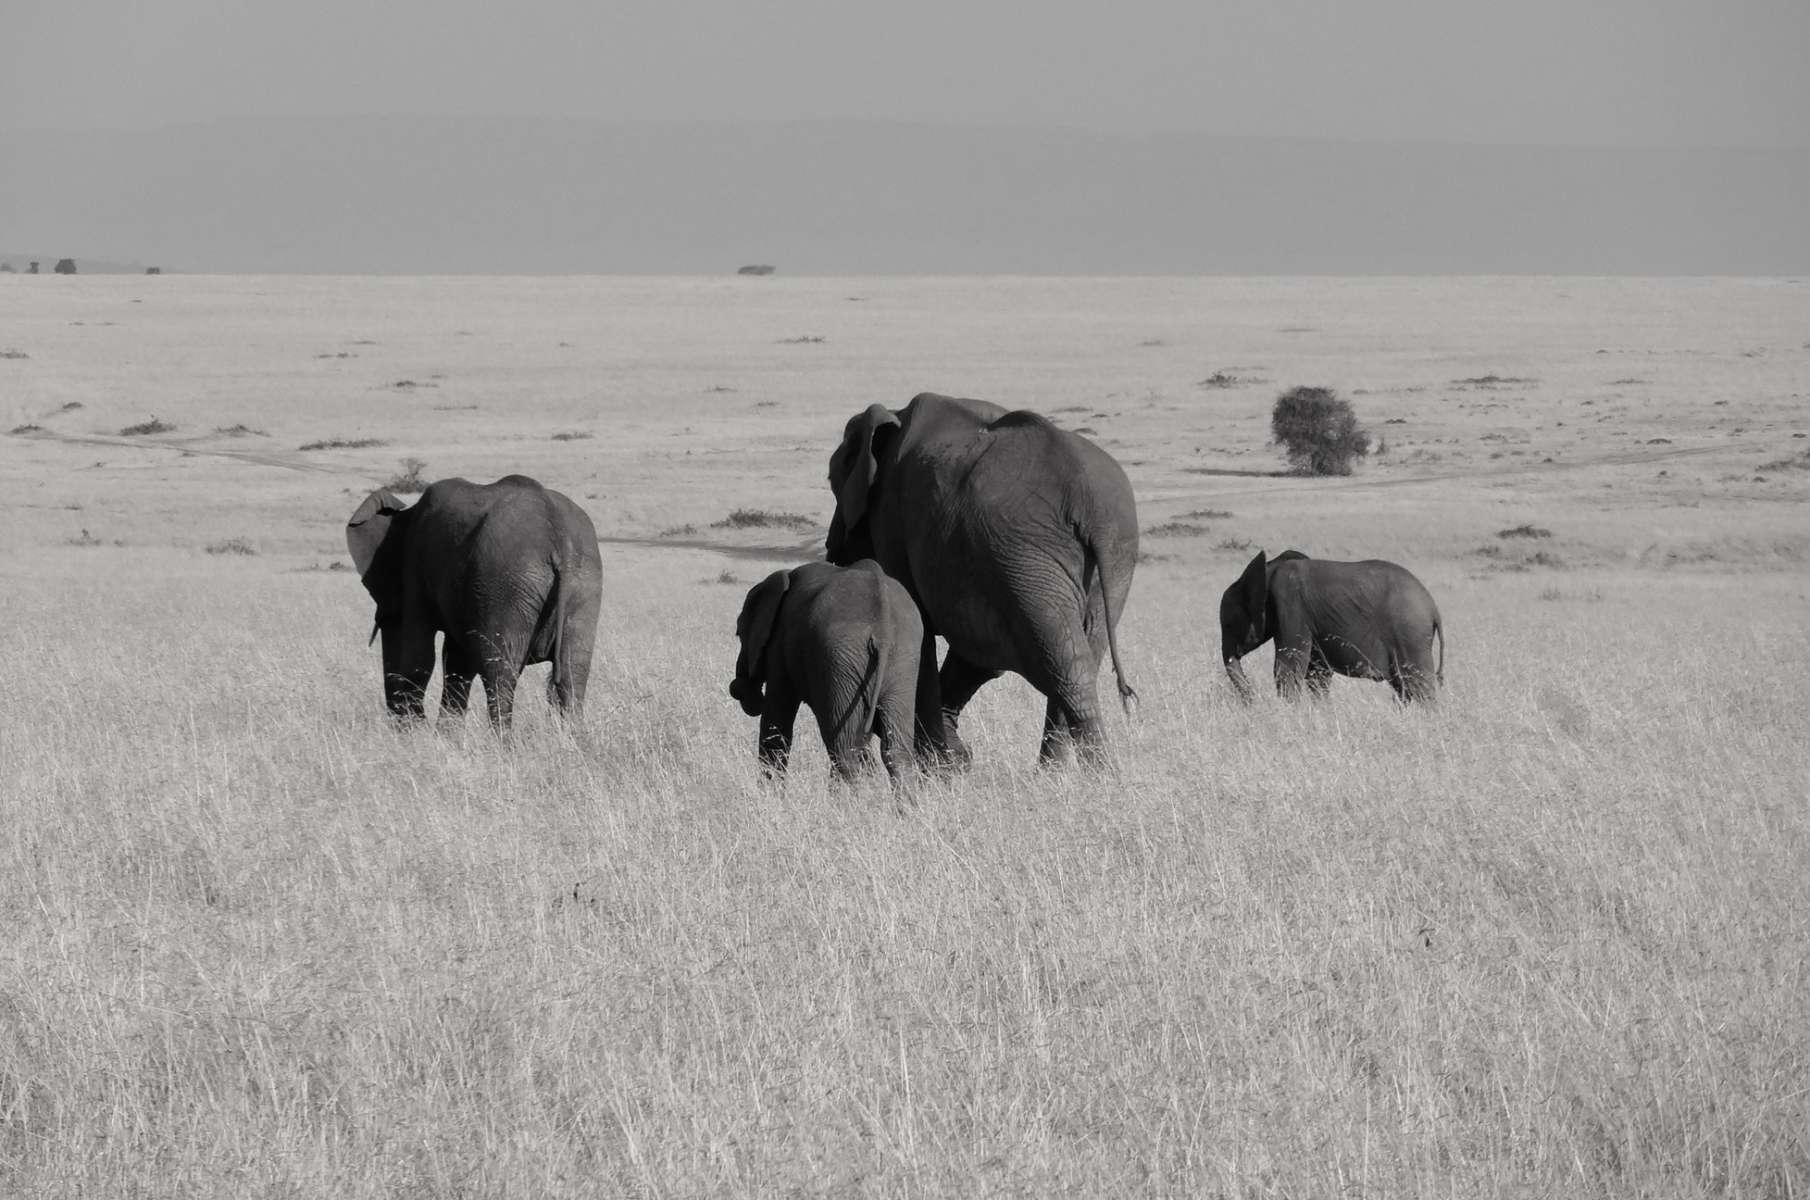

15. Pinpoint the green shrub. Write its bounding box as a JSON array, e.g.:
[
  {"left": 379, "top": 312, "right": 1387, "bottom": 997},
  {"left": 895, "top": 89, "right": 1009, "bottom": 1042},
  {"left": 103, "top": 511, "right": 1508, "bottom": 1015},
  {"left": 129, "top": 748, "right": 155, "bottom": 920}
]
[{"left": 1271, "top": 387, "right": 1371, "bottom": 476}]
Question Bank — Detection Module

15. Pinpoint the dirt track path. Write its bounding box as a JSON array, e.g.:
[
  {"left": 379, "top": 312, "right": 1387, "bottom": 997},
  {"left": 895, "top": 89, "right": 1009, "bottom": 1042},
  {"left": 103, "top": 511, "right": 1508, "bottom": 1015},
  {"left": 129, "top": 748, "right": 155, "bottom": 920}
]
[
  {"left": 11, "top": 427, "right": 350, "bottom": 476},
  {"left": 1143, "top": 438, "right": 1773, "bottom": 509}
]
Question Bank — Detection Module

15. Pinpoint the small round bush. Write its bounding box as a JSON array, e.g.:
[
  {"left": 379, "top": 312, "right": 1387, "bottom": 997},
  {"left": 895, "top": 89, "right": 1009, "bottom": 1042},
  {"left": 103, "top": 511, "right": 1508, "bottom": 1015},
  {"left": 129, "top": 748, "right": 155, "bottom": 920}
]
[{"left": 1271, "top": 386, "right": 1372, "bottom": 476}]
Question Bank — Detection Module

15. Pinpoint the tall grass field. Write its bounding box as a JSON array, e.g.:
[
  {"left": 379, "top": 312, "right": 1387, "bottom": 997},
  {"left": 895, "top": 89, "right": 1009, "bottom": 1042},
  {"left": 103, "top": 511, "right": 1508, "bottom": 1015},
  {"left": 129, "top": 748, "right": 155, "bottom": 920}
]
[{"left": 3, "top": 275, "right": 1807, "bottom": 1196}]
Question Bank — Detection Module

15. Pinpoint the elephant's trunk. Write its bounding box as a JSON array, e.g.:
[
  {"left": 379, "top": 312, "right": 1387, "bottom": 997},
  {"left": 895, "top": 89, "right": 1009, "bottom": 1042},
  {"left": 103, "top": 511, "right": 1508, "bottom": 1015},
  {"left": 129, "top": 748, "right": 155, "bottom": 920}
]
[
  {"left": 728, "top": 676, "right": 763, "bottom": 718},
  {"left": 1225, "top": 656, "right": 1257, "bottom": 704}
]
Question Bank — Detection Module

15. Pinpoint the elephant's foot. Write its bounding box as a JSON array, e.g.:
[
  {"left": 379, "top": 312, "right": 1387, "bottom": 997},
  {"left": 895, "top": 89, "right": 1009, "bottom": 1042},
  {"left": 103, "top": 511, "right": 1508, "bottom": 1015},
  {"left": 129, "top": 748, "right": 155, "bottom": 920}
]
[{"left": 915, "top": 732, "right": 973, "bottom": 775}]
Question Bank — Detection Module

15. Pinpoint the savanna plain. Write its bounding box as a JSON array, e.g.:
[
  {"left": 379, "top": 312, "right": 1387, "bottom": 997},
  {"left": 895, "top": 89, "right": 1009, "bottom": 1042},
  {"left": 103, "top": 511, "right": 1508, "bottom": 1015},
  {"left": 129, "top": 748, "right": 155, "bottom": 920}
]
[{"left": 2, "top": 275, "right": 1808, "bottom": 1198}]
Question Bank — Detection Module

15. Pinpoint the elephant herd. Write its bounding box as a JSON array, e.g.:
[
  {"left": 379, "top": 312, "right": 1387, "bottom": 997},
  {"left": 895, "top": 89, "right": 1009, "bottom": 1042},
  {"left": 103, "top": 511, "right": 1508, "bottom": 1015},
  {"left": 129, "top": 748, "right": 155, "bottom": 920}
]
[{"left": 345, "top": 392, "right": 1445, "bottom": 783}]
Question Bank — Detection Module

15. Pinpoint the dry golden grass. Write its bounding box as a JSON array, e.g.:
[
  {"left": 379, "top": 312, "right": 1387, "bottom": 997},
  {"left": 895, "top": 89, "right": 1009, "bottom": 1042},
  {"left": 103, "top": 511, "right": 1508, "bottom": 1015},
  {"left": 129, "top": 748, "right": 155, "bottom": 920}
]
[{"left": 2, "top": 275, "right": 1808, "bottom": 1196}]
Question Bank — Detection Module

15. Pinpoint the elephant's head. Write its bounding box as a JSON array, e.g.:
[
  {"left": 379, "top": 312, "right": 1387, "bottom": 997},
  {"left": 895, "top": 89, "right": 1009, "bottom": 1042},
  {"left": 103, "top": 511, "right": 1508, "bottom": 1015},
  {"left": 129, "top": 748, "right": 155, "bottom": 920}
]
[
  {"left": 346, "top": 488, "right": 409, "bottom": 632},
  {"left": 730, "top": 569, "right": 792, "bottom": 717},
  {"left": 1220, "top": 550, "right": 1309, "bottom": 700},
  {"left": 825, "top": 404, "right": 900, "bottom": 564}
]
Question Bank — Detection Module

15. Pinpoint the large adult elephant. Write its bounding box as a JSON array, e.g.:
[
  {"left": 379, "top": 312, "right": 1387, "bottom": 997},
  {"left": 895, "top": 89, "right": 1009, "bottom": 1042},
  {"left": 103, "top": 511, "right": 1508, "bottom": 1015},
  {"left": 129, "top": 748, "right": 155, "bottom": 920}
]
[
  {"left": 826, "top": 393, "right": 1138, "bottom": 767},
  {"left": 345, "top": 475, "right": 602, "bottom": 726}
]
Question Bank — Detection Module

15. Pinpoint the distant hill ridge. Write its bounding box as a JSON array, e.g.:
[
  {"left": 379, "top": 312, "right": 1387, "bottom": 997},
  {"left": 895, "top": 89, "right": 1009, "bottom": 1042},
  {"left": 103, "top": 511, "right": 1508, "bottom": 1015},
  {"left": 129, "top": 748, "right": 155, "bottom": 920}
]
[{"left": 2, "top": 117, "right": 1805, "bottom": 274}]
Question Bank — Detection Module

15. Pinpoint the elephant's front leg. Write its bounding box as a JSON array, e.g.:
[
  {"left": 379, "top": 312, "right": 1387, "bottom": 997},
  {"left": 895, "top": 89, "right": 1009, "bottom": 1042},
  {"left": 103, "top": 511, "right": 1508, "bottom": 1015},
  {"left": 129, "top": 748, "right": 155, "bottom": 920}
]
[
  {"left": 379, "top": 621, "right": 437, "bottom": 721},
  {"left": 439, "top": 638, "right": 475, "bottom": 724},
  {"left": 1273, "top": 631, "right": 1314, "bottom": 700},
  {"left": 758, "top": 690, "right": 800, "bottom": 780},
  {"left": 911, "top": 625, "right": 959, "bottom": 769},
  {"left": 1039, "top": 697, "right": 1074, "bottom": 766},
  {"left": 938, "top": 652, "right": 999, "bottom": 769},
  {"left": 1306, "top": 645, "right": 1334, "bottom": 699}
]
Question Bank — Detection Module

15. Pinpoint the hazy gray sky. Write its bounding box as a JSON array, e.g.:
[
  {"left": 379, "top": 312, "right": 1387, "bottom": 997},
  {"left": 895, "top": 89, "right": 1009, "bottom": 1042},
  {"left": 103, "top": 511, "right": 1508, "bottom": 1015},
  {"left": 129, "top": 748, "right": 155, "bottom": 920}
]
[{"left": 5, "top": 0, "right": 1807, "bottom": 145}]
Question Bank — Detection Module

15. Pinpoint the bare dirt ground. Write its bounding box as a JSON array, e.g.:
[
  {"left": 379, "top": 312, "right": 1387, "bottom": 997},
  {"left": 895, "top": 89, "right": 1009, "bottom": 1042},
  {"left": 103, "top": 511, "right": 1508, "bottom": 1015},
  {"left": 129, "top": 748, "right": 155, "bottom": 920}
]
[{"left": 2, "top": 275, "right": 1807, "bottom": 1196}]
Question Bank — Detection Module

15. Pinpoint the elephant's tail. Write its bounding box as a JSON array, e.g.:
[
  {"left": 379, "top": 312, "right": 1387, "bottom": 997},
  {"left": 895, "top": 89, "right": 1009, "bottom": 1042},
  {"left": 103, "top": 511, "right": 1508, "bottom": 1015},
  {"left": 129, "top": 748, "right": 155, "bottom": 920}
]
[
  {"left": 1082, "top": 531, "right": 1138, "bottom": 716},
  {"left": 863, "top": 635, "right": 885, "bottom": 729},
  {"left": 1434, "top": 615, "right": 1445, "bottom": 687}
]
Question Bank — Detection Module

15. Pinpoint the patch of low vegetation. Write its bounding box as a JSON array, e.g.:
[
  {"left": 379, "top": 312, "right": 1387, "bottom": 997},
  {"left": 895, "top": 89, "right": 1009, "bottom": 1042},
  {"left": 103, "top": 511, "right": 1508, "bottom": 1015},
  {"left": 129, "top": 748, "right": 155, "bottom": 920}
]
[
  {"left": 1384, "top": 417, "right": 1407, "bottom": 424},
  {"left": 776, "top": 336, "right": 826, "bottom": 345},
  {"left": 1498, "top": 524, "right": 1553, "bottom": 539},
  {"left": 55, "top": 401, "right": 83, "bottom": 413},
  {"left": 1540, "top": 586, "right": 1603, "bottom": 602},
  {"left": 658, "top": 524, "right": 699, "bottom": 538},
  {"left": 713, "top": 570, "right": 739, "bottom": 585},
  {"left": 390, "top": 379, "right": 436, "bottom": 390},
  {"left": 119, "top": 416, "right": 176, "bottom": 436},
  {"left": 550, "top": 431, "right": 594, "bottom": 442},
  {"left": 1217, "top": 536, "right": 1254, "bottom": 552},
  {"left": 1758, "top": 450, "right": 1810, "bottom": 472},
  {"left": 1196, "top": 371, "right": 1251, "bottom": 389},
  {"left": 300, "top": 437, "right": 386, "bottom": 451},
  {"left": 380, "top": 458, "right": 429, "bottom": 492},
  {"left": 0, "top": 348, "right": 29, "bottom": 360},
  {"left": 64, "top": 528, "right": 118, "bottom": 547},
  {"left": 204, "top": 538, "right": 257, "bottom": 556},
  {"left": 754, "top": 400, "right": 779, "bottom": 409},
  {"left": 10, "top": 423, "right": 44, "bottom": 434},
  {"left": 1145, "top": 522, "right": 1210, "bottom": 538},
  {"left": 1608, "top": 378, "right": 1647, "bottom": 385},
  {"left": 1453, "top": 374, "right": 1537, "bottom": 386},
  {"left": 1271, "top": 386, "right": 1371, "bottom": 476},
  {"left": 705, "top": 385, "right": 736, "bottom": 394},
  {"left": 214, "top": 424, "right": 267, "bottom": 437},
  {"left": 1138, "top": 338, "right": 1166, "bottom": 348},
  {"left": 711, "top": 509, "right": 817, "bottom": 532},
  {"left": 1179, "top": 509, "right": 1233, "bottom": 520},
  {"left": 314, "top": 352, "right": 356, "bottom": 359}
]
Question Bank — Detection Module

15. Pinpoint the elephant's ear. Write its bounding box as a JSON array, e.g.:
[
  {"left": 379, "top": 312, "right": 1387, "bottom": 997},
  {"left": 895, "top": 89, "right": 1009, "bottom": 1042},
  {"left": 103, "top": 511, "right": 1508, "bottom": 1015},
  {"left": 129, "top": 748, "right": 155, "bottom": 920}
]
[
  {"left": 1235, "top": 550, "right": 1269, "bottom": 637},
  {"left": 830, "top": 404, "right": 901, "bottom": 534},
  {"left": 346, "top": 488, "right": 405, "bottom": 579},
  {"left": 737, "top": 569, "right": 792, "bottom": 685}
]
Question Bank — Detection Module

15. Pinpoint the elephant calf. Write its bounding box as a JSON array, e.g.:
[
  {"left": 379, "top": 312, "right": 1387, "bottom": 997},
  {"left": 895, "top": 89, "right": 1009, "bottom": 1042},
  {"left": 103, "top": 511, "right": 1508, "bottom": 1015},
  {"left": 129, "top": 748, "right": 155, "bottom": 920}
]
[
  {"left": 1221, "top": 550, "right": 1444, "bottom": 702},
  {"left": 729, "top": 560, "right": 923, "bottom": 784},
  {"left": 346, "top": 475, "right": 602, "bottom": 726}
]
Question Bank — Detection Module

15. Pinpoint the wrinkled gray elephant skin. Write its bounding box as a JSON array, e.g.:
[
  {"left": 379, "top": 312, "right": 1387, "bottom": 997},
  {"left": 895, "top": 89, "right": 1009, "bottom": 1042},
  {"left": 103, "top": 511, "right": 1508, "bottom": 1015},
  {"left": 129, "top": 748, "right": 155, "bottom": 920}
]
[
  {"left": 826, "top": 393, "right": 1138, "bottom": 768},
  {"left": 730, "top": 559, "right": 923, "bottom": 785},
  {"left": 1221, "top": 550, "right": 1443, "bottom": 703},
  {"left": 346, "top": 475, "right": 603, "bottom": 726}
]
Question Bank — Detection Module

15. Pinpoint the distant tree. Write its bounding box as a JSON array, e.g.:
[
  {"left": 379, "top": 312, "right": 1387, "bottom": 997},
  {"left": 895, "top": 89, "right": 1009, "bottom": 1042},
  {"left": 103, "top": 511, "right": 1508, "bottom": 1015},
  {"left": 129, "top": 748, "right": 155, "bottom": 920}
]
[
  {"left": 54, "top": 258, "right": 76, "bottom": 274},
  {"left": 737, "top": 264, "right": 776, "bottom": 276},
  {"left": 1270, "top": 386, "right": 1371, "bottom": 476},
  {"left": 0, "top": 262, "right": 14, "bottom": 273}
]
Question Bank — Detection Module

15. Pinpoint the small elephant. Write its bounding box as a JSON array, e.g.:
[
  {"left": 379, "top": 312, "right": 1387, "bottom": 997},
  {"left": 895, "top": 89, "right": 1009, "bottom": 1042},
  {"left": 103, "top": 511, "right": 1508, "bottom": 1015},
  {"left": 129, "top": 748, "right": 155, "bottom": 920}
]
[
  {"left": 1221, "top": 550, "right": 1444, "bottom": 702},
  {"left": 346, "top": 475, "right": 602, "bottom": 725},
  {"left": 729, "top": 560, "right": 923, "bottom": 784},
  {"left": 826, "top": 393, "right": 1138, "bottom": 769}
]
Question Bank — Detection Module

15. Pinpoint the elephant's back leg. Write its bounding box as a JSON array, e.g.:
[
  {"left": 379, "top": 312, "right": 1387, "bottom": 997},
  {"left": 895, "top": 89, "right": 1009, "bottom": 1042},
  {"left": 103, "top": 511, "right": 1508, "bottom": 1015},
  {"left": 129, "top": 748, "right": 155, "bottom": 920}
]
[
  {"left": 440, "top": 638, "right": 476, "bottom": 720},
  {"left": 549, "top": 573, "right": 602, "bottom": 716},
  {"left": 815, "top": 696, "right": 876, "bottom": 783},
  {"left": 1389, "top": 636, "right": 1440, "bottom": 703},
  {"left": 875, "top": 681, "right": 917, "bottom": 784},
  {"left": 1017, "top": 613, "right": 1109, "bottom": 766}
]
